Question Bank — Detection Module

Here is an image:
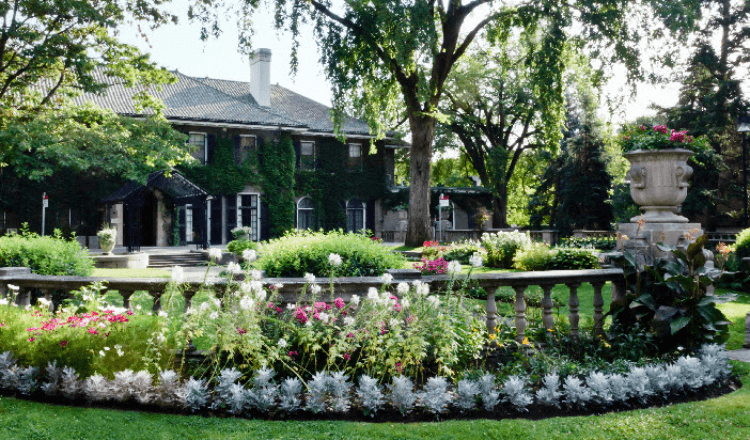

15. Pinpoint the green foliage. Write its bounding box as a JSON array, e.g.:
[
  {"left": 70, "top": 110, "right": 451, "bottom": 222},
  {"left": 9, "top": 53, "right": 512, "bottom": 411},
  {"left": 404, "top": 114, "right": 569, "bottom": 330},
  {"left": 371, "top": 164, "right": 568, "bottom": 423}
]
[
  {"left": 442, "top": 240, "right": 484, "bottom": 265},
  {"left": 255, "top": 230, "right": 406, "bottom": 277},
  {"left": 180, "top": 136, "right": 260, "bottom": 195},
  {"left": 513, "top": 245, "right": 600, "bottom": 271},
  {"left": 0, "top": 225, "right": 93, "bottom": 276},
  {"left": 559, "top": 236, "right": 617, "bottom": 251},
  {"left": 226, "top": 239, "right": 258, "bottom": 256},
  {"left": 734, "top": 227, "right": 750, "bottom": 261},
  {"left": 481, "top": 231, "right": 531, "bottom": 269},
  {"left": 611, "top": 235, "right": 737, "bottom": 352},
  {"left": 260, "top": 136, "right": 296, "bottom": 238}
]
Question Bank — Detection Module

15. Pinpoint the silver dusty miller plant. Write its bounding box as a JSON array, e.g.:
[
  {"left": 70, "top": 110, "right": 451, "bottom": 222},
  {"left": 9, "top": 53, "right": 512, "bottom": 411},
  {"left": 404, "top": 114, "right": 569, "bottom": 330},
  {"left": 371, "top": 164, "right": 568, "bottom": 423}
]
[
  {"left": 182, "top": 377, "right": 210, "bottom": 412},
  {"left": 356, "top": 375, "right": 385, "bottom": 417},
  {"left": 388, "top": 375, "right": 418, "bottom": 416},
  {"left": 279, "top": 377, "right": 304, "bottom": 413},
  {"left": 249, "top": 367, "right": 278, "bottom": 412},
  {"left": 420, "top": 376, "right": 452, "bottom": 416},
  {"left": 478, "top": 374, "right": 500, "bottom": 411},
  {"left": 454, "top": 379, "right": 480, "bottom": 412}
]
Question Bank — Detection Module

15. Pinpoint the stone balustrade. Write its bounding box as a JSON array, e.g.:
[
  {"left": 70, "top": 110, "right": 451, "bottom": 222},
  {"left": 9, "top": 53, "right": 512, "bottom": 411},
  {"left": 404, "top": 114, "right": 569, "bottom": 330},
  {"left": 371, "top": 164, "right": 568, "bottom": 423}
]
[{"left": 1, "top": 267, "right": 625, "bottom": 343}]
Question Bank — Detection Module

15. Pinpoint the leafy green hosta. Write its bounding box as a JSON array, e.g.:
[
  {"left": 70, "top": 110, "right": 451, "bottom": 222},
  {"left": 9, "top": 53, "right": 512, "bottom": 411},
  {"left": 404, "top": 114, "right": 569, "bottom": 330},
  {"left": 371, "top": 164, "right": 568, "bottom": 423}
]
[{"left": 613, "top": 235, "right": 737, "bottom": 351}]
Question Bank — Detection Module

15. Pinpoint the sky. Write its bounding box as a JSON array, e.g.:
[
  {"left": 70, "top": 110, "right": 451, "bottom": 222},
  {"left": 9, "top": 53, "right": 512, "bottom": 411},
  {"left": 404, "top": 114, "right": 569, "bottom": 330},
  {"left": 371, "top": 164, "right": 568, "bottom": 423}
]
[{"left": 118, "top": 1, "right": 683, "bottom": 127}]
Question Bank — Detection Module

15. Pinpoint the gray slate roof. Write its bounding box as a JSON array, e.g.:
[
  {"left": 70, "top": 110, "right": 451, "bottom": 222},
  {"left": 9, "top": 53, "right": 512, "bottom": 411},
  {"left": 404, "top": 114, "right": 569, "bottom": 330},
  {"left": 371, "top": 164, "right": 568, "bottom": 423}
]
[{"left": 75, "top": 69, "right": 373, "bottom": 135}]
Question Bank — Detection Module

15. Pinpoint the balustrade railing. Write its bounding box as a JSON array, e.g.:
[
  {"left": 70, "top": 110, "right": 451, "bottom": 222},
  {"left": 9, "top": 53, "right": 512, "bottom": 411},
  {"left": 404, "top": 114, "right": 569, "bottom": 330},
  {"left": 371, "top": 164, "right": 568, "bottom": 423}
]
[{"left": 1, "top": 267, "right": 625, "bottom": 343}]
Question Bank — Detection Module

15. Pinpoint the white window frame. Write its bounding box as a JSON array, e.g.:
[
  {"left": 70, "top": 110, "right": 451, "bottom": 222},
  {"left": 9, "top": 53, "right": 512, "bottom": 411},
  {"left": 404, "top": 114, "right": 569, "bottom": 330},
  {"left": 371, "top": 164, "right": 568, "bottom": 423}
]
[
  {"left": 296, "top": 197, "right": 315, "bottom": 230},
  {"left": 236, "top": 192, "right": 261, "bottom": 241},
  {"left": 345, "top": 198, "right": 366, "bottom": 234},
  {"left": 348, "top": 143, "right": 362, "bottom": 158},
  {"left": 185, "top": 204, "right": 193, "bottom": 242},
  {"left": 300, "top": 141, "right": 315, "bottom": 170},
  {"left": 188, "top": 132, "right": 208, "bottom": 163}
]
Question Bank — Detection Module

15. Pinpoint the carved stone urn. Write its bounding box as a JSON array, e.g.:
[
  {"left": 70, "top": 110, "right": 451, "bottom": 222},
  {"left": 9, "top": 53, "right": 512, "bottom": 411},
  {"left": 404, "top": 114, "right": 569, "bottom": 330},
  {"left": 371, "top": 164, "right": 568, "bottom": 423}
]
[{"left": 625, "top": 148, "right": 694, "bottom": 223}]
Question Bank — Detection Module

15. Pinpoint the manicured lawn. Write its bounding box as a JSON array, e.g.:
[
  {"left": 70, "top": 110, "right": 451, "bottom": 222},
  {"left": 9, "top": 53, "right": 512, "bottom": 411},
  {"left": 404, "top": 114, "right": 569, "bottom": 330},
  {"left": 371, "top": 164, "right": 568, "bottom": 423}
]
[{"left": 0, "top": 362, "right": 747, "bottom": 440}]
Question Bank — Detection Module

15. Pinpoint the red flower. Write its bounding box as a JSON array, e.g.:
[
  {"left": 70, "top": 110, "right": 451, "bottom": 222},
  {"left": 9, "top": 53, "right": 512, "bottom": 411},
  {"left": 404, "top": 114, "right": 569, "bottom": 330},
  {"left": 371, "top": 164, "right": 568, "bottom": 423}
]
[
  {"left": 28, "top": 337, "right": 35, "bottom": 342},
  {"left": 237, "top": 327, "right": 247, "bottom": 335},
  {"left": 60, "top": 341, "right": 68, "bottom": 347},
  {"left": 288, "top": 351, "right": 298, "bottom": 359},
  {"left": 343, "top": 353, "right": 351, "bottom": 361}
]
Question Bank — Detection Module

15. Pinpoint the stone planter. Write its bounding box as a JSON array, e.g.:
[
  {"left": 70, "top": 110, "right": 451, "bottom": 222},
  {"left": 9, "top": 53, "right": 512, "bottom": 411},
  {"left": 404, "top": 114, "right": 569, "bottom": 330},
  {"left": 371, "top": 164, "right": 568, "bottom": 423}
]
[
  {"left": 99, "top": 238, "right": 115, "bottom": 255},
  {"left": 625, "top": 148, "right": 694, "bottom": 223}
]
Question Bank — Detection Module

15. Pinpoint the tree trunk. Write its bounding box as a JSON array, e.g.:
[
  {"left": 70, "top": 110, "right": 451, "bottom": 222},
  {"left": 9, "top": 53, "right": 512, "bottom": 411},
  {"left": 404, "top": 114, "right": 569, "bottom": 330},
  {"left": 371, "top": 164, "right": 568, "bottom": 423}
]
[
  {"left": 404, "top": 114, "right": 437, "bottom": 246},
  {"left": 492, "top": 182, "right": 509, "bottom": 228}
]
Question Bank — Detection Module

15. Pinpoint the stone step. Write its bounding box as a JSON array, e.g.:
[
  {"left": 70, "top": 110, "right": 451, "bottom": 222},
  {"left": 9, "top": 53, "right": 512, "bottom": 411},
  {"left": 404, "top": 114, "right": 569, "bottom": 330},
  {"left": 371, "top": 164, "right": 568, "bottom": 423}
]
[{"left": 147, "top": 253, "right": 206, "bottom": 268}]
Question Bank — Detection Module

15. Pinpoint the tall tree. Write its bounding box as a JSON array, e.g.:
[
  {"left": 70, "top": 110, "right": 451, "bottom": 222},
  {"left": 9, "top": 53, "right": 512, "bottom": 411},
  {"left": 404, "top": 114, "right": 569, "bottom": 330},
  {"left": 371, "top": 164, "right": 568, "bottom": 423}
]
[
  {"left": 190, "top": 0, "right": 698, "bottom": 245},
  {"left": 0, "top": 0, "right": 191, "bottom": 180}
]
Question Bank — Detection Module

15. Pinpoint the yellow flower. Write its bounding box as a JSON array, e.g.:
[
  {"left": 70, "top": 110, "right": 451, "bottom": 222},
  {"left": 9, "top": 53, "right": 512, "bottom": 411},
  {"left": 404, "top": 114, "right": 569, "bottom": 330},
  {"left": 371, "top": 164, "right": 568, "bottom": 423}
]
[
  {"left": 489, "top": 334, "right": 496, "bottom": 340},
  {"left": 522, "top": 337, "right": 529, "bottom": 345}
]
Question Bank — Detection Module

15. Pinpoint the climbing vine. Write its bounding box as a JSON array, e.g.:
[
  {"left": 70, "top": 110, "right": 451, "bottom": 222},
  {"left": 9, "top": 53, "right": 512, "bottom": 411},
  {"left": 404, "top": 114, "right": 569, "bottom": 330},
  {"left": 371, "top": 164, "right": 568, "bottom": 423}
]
[
  {"left": 179, "top": 136, "right": 261, "bottom": 195},
  {"left": 259, "top": 135, "right": 296, "bottom": 237}
]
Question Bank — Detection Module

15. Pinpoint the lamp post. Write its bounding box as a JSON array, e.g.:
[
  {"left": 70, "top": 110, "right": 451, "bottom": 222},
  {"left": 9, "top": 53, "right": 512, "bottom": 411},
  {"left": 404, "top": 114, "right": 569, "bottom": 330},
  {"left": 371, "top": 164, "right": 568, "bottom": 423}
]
[{"left": 739, "top": 118, "right": 750, "bottom": 227}]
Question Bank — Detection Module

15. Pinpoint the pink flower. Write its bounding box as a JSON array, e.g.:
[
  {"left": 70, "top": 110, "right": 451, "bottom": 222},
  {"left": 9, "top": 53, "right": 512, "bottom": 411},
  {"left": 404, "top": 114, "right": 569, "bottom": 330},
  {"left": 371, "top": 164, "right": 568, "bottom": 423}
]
[
  {"left": 346, "top": 332, "right": 355, "bottom": 338},
  {"left": 88, "top": 327, "right": 98, "bottom": 335},
  {"left": 654, "top": 125, "right": 669, "bottom": 134},
  {"left": 295, "top": 307, "right": 309, "bottom": 324},
  {"left": 268, "top": 302, "right": 275, "bottom": 309},
  {"left": 393, "top": 303, "right": 402, "bottom": 312},
  {"left": 276, "top": 307, "right": 282, "bottom": 314},
  {"left": 28, "top": 337, "right": 34, "bottom": 342},
  {"left": 395, "top": 362, "right": 403, "bottom": 374},
  {"left": 343, "top": 353, "right": 351, "bottom": 361},
  {"left": 670, "top": 130, "right": 687, "bottom": 143},
  {"left": 334, "top": 298, "right": 345, "bottom": 309},
  {"left": 60, "top": 341, "right": 68, "bottom": 347},
  {"left": 237, "top": 327, "right": 247, "bottom": 335},
  {"left": 288, "top": 351, "right": 298, "bottom": 359}
]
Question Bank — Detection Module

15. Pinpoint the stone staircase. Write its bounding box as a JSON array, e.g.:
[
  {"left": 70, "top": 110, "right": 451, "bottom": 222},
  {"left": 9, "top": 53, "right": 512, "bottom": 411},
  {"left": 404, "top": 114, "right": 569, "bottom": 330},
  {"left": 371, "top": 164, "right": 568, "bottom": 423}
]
[{"left": 147, "top": 252, "right": 207, "bottom": 268}]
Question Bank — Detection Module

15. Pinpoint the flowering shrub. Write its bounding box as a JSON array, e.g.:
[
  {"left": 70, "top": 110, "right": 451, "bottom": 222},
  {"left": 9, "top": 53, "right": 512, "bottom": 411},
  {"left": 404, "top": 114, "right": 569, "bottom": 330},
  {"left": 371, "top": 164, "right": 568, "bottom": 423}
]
[
  {"left": 421, "top": 241, "right": 447, "bottom": 260},
  {"left": 619, "top": 124, "right": 709, "bottom": 153},
  {"left": 481, "top": 230, "right": 531, "bottom": 268},
  {"left": 254, "top": 230, "right": 406, "bottom": 277},
  {"left": 413, "top": 257, "right": 450, "bottom": 275}
]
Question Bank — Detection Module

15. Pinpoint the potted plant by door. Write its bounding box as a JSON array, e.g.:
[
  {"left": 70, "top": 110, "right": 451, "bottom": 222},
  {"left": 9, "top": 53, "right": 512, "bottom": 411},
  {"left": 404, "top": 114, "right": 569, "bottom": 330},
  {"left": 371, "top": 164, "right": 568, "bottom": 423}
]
[
  {"left": 620, "top": 125, "right": 708, "bottom": 223},
  {"left": 97, "top": 225, "right": 117, "bottom": 255}
]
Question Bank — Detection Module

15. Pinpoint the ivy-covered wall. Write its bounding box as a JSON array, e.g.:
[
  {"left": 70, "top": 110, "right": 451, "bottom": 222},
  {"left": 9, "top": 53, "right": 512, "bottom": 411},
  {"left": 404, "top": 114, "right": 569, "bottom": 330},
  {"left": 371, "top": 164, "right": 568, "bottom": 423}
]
[{"left": 294, "top": 137, "right": 388, "bottom": 231}]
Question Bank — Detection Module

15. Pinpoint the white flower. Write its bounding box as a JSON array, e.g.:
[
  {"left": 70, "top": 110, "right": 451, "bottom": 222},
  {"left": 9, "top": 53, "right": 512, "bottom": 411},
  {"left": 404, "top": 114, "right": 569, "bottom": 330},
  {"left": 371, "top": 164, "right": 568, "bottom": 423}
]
[
  {"left": 209, "top": 312, "right": 219, "bottom": 320},
  {"left": 469, "top": 252, "right": 484, "bottom": 268},
  {"left": 413, "top": 281, "right": 429, "bottom": 296},
  {"left": 171, "top": 266, "right": 185, "bottom": 283},
  {"left": 367, "top": 288, "right": 379, "bottom": 301},
  {"left": 273, "top": 283, "right": 284, "bottom": 290},
  {"left": 447, "top": 260, "right": 461, "bottom": 275},
  {"left": 426, "top": 296, "right": 440, "bottom": 308},
  {"left": 37, "top": 297, "right": 51, "bottom": 307},
  {"left": 227, "top": 262, "right": 242, "bottom": 274},
  {"left": 114, "top": 345, "right": 124, "bottom": 357},
  {"left": 240, "top": 296, "right": 255, "bottom": 310},
  {"left": 328, "top": 253, "right": 343, "bottom": 267},
  {"left": 185, "top": 307, "right": 195, "bottom": 315},
  {"left": 319, "top": 312, "right": 330, "bottom": 323},
  {"left": 389, "top": 319, "right": 400, "bottom": 328},
  {"left": 254, "top": 289, "right": 267, "bottom": 302},
  {"left": 242, "top": 249, "right": 257, "bottom": 262},
  {"left": 199, "top": 302, "right": 210, "bottom": 312},
  {"left": 401, "top": 298, "right": 410, "bottom": 309},
  {"left": 396, "top": 282, "right": 409, "bottom": 295},
  {"left": 7, "top": 284, "right": 19, "bottom": 291},
  {"left": 208, "top": 248, "right": 223, "bottom": 261},
  {"left": 343, "top": 317, "right": 355, "bottom": 326},
  {"left": 350, "top": 295, "right": 360, "bottom": 306},
  {"left": 251, "top": 270, "right": 263, "bottom": 280},
  {"left": 212, "top": 298, "right": 221, "bottom": 308},
  {"left": 305, "top": 320, "right": 312, "bottom": 327},
  {"left": 0, "top": 299, "right": 8, "bottom": 306},
  {"left": 104, "top": 346, "right": 110, "bottom": 351},
  {"left": 286, "top": 303, "right": 297, "bottom": 311},
  {"left": 310, "top": 284, "right": 322, "bottom": 294},
  {"left": 136, "top": 305, "right": 142, "bottom": 311},
  {"left": 158, "top": 311, "right": 168, "bottom": 318},
  {"left": 380, "top": 273, "right": 393, "bottom": 285},
  {"left": 278, "top": 338, "right": 288, "bottom": 348},
  {"left": 304, "top": 273, "right": 316, "bottom": 283},
  {"left": 99, "top": 350, "right": 106, "bottom": 357}
]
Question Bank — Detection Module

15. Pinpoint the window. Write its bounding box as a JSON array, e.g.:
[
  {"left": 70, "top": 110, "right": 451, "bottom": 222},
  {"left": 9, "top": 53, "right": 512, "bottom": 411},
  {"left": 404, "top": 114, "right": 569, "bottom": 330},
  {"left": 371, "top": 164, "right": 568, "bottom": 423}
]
[
  {"left": 236, "top": 135, "right": 256, "bottom": 164},
  {"left": 297, "top": 197, "right": 315, "bottom": 230},
  {"left": 348, "top": 143, "right": 363, "bottom": 170},
  {"left": 188, "top": 133, "right": 207, "bottom": 163},
  {"left": 300, "top": 141, "right": 315, "bottom": 170},
  {"left": 346, "top": 198, "right": 365, "bottom": 233},
  {"left": 237, "top": 194, "right": 259, "bottom": 241}
]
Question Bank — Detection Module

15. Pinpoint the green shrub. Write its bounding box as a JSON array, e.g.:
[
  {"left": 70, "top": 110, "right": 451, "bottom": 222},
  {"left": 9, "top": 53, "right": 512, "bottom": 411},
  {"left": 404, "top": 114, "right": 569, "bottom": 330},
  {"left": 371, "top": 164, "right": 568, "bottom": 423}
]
[
  {"left": 480, "top": 230, "right": 531, "bottom": 268},
  {"left": 255, "top": 230, "right": 407, "bottom": 277},
  {"left": 514, "top": 245, "right": 600, "bottom": 271},
  {"left": 736, "top": 227, "right": 750, "bottom": 261},
  {"left": 0, "top": 225, "right": 93, "bottom": 276},
  {"left": 442, "top": 240, "right": 483, "bottom": 264},
  {"left": 226, "top": 239, "right": 258, "bottom": 255},
  {"left": 559, "top": 236, "right": 616, "bottom": 251}
]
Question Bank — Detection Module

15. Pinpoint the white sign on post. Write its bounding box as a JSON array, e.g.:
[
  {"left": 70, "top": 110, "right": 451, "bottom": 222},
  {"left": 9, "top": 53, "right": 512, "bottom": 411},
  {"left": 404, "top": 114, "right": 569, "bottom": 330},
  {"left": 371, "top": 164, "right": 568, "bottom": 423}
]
[
  {"left": 43, "top": 193, "right": 49, "bottom": 208},
  {"left": 439, "top": 194, "right": 449, "bottom": 207}
]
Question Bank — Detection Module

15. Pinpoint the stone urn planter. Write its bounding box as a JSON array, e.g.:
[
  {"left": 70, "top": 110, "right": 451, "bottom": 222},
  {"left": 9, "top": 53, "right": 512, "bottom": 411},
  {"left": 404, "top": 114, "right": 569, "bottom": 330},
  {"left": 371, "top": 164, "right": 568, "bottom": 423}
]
[
  {"left": 625, "top": 148, "right": 694, "bottom": 223},
  {"left": 97, "top": 226, "right": 117, "bottom": 255}
]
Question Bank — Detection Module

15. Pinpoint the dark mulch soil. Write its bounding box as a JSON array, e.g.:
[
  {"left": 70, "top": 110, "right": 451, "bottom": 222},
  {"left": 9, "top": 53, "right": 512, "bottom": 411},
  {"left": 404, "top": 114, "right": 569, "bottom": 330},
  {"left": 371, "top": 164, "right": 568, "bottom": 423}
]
[{"left": 0, "top": 375, "right": 741, "bottom": 423}]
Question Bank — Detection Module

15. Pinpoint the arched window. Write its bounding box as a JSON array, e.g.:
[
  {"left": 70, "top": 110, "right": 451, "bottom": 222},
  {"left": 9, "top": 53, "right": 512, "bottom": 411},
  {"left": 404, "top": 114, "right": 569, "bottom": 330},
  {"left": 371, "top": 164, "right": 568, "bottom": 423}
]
[
  {"left": 346, "top": 198, "right": 365, "bottom": 233},
  {"left": 297, "top": 197, "right": 315, "bottom": 230}
]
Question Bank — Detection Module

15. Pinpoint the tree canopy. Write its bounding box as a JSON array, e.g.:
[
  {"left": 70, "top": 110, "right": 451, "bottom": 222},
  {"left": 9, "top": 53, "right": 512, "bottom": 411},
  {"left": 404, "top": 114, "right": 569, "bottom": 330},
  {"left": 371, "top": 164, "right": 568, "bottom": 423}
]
[{"left": 0, "top": 0, "right": 192, "bottom": 181}]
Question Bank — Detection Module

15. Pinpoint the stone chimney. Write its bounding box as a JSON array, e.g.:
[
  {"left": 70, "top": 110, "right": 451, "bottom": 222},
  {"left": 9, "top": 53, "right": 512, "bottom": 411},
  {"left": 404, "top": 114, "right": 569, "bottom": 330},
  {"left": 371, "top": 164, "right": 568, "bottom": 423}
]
[{"left": 250, "top": 48, "right": 272, "bottom": 107}]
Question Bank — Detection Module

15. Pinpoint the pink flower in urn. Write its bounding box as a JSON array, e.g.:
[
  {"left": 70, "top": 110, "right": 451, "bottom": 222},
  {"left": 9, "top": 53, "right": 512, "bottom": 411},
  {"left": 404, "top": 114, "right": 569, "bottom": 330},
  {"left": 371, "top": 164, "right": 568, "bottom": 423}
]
[
  {"left": 654, "top": 125, "right": 669, "bottom": 134},
  {"left": 670, "top": 130, "right": 687, "bottom": 143}
]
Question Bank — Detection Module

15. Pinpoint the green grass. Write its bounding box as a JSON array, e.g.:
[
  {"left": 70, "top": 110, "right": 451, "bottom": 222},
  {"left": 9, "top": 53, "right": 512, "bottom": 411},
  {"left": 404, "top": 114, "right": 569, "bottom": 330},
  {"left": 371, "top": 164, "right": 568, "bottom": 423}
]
[
  {"left": 92, "top": 268, "right": 171, "bottom": 278},
  {"left": 0, "top": 363, "right": 747, "bottom": 440}
]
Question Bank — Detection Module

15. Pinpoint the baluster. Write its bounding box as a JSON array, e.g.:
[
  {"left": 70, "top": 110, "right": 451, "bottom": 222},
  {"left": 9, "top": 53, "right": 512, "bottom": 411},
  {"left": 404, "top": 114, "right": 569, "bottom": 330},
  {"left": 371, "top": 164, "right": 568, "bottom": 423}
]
[
  {"left": 611, "top": 279, "right": 626, "bottom": 309},
  {"left": 591, "top": 282, "right": 605, "bottom": 337},
  {"left": 744, "top": 312, "right": 750, "bottom": 349},
  {"left": 183, "top": 291, "right": 195, "bottom": 314},
  {"left": 485, "top": 288, "right": 498, "bottom": 338},
  {"left": 120, "top": 290, "right": 134, "bottom": 312},
  {"left": 16, "top": 287, "right": 31, "bottom": 307},
  {"left": 514, "top": 285, "right": 528, "bottom": 343},
  {"left": 151, "top": 291, "right": 161, "bottom": 314},
  {"left": 568, "top": 282, "right": 581, "bottom": 339},
  {"left": 540, "top": 284, "right": 555, "bottom": 332},
  {"left": 0, "top": 284, "right": 8, "bottom": 300},
  {"left": 40, "top": 289, "right": 54, "bottom": 312}
]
